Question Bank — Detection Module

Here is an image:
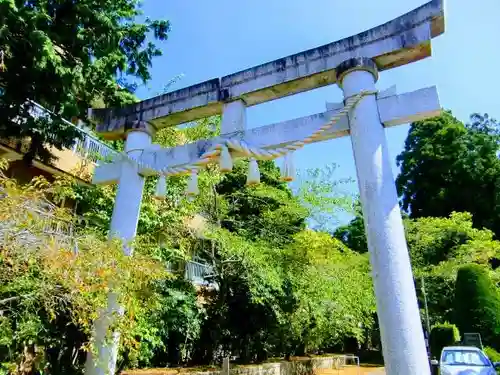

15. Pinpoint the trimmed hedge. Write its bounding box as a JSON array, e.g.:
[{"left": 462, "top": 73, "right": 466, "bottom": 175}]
[
  {"left": 430, "top": 322, "right": 460, "bottom": 359},
  {"left": 484, "top": 346, "right": 500, "bottom": 362},
  {"left": 453, "top": 264, "right": 500, "bottom": 347},
  {"left": 484, "top": 347, "right": 500, "bottom": 374}
]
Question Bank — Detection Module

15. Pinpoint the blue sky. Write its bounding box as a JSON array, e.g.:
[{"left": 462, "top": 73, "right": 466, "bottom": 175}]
[{"left": 134, "top": 0, "right": 500, "bottom": 203}]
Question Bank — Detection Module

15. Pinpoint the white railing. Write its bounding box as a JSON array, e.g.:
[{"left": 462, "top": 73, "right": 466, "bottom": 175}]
[
  {"left": 164, "top": 260, "right": 214, "bottom": 286},
  {"left": 185, "top": 260, "right": 214, "bottom": 285},
  {"left": 41, "top": 215, "right": 74, "bottom": 237},
  {"left": 70, "top": 132, "right": 116, "bottom": 164},
  {"left": 28, "top": 101, "right": 117, "bottom": 164}
]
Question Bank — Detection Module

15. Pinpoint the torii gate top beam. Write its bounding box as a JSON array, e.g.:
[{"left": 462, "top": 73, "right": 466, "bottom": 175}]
[{"left": 92, "top": 0, "right": 444, "bottom": 139}]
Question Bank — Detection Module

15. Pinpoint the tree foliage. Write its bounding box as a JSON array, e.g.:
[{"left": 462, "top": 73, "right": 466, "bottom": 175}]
[
  {"left": 0, "top": 162, "right": 167, "bottom": 374},
  {"left": 0, "top": 0, "right": 169, "bottom": 163},
  {"left": 333, "top": 200, "right": 367, "bottom": 253},
  {"left": 396, "top": 111, "right": 500, "bottom": 236},
  {"left": 453, "top": 264, "right": 500, "bottom": 347}
]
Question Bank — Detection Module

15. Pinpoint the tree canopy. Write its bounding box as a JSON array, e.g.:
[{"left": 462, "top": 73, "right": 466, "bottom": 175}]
[
  {"left": 0, "top": 163, "right": 166, "bottom": 374},
  {"left": 0, "top": 0, "right": 169, "bottom": 163},
  {"left": 396, "top": 111, "right": 500, "bottom": 236},
  {"left": 38, "top": 116, "right": 376, "bottom": 371}
]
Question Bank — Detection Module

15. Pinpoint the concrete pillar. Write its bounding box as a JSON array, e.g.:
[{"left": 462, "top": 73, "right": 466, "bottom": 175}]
[
  {"left": 336, "top": 57, "right": 429, "bottom": 375},
  {"left": 221, "top": 99, "right": 247, "bottom": 134},
  {"left": 86, "top": 126, "right": 153, "bottom": 375},
  {"left": 108, "top": 129, "right": 152, "bottom": 253},
  {"left": 222, "top": 357, "right": 230, "bottom": 375}
]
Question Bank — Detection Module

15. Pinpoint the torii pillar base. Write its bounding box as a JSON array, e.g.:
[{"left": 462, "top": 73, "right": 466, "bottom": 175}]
[{"left": 337, "top": 58, "right": 430, "bottom": 375}]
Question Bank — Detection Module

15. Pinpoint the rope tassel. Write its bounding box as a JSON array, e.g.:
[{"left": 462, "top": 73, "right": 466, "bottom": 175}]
[
  {"left": 154, "top": 175, "right": 167, "bottom": 200},
  {"left": 246, "top": 158, "right": 260, "bottom": 186},
  {"left": 281, "top": 152, "right": 295, "bottom": 182},
  {"left": 186, "top": 170, "right": 199, "bottom": 196},
  {"left": 219, "top": 145, "right": 233, "bottom": 173}
]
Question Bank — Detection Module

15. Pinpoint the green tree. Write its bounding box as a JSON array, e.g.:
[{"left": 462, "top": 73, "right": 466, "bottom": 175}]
[
  {"left": 333, "top": 200, "right": 367, "bottom": 253},
  {"left": 405, "top": 212, "right": 493, "bottom": 269},
  {"left": 0, "top": 163, "right": 166, "bottom": 374},
  {"left": 410, "top": 213, "right": 500, "bottom": 326},
  {"left": 0, "top": 0, "right": 169, "bottom": 163},
  {"left": 295, "top": 164, "right": 354, "bottom": 233},
  {"left": 59, "top": 115, "right": 378, "bottom": 367},
  {"left": 396, "top": 111, "right": 500, "bottom": 236},
  {"left": 216, "top": 159, "right": 308, "bottom": 247},
  {"left": 453, "top": 264, "right": 500, "bottom": 347},
  {"left": 335, "top": 210, "right": 500, "bottom": 326},
  {"left": 119, "top": 279, "right": 203, "bottom": 370},
  {"left": 278, "top": 230, "right": 375, "bottom": 355}
]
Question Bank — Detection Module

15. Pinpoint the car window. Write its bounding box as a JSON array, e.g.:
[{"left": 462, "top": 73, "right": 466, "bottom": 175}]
[{"left": 441, "top": 349, "right": 490, "bottom": 366}]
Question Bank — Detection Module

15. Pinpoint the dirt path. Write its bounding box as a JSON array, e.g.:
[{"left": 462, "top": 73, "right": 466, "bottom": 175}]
[
  {"left": 124, "top": 365, "right": 386, "bottom": 375},
  {"left": 318, "top": 366, "right": 385, "bottom": 375}
]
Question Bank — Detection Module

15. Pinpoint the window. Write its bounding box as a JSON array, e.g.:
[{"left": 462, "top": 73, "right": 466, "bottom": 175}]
[{"left": 441, "top": 349, "right": 490, "bottom": 367}]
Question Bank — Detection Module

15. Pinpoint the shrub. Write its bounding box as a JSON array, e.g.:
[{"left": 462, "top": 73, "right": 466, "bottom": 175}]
[
  {"left": 430, "top": 322, "right": 460, "bottom": 359},
  {"left": 0, "top": 165, "right": 167, "bottom": 373},
  {"left": 484, "top": 346, "right": 500, "bottom": 362},
  {"left": 453, "top": 264, "right": 500, "bottom": 347}
]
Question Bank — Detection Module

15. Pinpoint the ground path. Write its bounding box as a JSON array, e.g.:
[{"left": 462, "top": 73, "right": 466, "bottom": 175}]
[
  {"left": 123, "top": 364, "right": 386, "bottom": 375},
  {"left": 318, "top": 366, "right": 385, "bottom": 375}
]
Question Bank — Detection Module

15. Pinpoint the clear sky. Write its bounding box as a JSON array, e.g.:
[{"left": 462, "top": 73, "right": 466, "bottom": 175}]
[{"left": 134, "top": 0, "right": 500, "bottom": 204}]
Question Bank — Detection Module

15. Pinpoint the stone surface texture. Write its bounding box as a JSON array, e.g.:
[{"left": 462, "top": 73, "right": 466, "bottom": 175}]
[
  {"left": 339, "top": 60, "right": 430, "bottom": 374},
  {"left": 92, "top": 0, "right": 444, "bottom": 138},
  {"left": 92, "top": 87, "right": 439, "bottom": 183}
]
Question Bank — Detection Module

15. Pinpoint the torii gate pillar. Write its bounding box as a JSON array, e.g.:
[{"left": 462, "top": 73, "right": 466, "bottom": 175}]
[
  {"left": 86, "top": 123, "right": 154, "bottom": 375},
  {"left": 108, "top": 124, "right": 154, "bottom": 252},
  {"left": 337, "top": 57, "right": 429, "bottom": 374}
]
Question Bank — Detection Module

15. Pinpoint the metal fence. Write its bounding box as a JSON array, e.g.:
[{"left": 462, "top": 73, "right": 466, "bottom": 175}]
[
  {"left": 28, "top": 101, "right": 117, "bottom": 164},
  {"left": 185, "top": 260, "right": 214, "bottom": 285},
  {"left": 165, "top": 260, "right": 214, "bottom": 286}
]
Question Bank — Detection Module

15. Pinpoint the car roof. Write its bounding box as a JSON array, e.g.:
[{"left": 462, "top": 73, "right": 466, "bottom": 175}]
[{"left": 443, "top": 346, "right": 482, "bottom": 351}]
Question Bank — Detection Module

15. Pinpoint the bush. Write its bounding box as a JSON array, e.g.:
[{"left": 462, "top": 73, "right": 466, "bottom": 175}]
[
  {"left": 430, "top": 322, "right": 460, "bottom": 359},
  {"left": 453, "top": 264, "right": 500, "bottom": 347},
  {"left": 484, "top": 347, "right": 500, "bottom": 374},
  {"left": 485, "top": 346, "right": 500, "bottom": 362},
  {"left": 0, "top": 167, "right": 167, "bottom": 373}
]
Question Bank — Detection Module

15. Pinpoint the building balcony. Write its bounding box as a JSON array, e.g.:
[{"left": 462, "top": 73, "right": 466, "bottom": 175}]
[
  {"left": 0, "top": 101, "right": 118, "bottom": 184},
  {"left": 2, "top": 102, "right": 216, "bottom": 287},
  {"left": 166, "top": 259, "right": 215, "bottom": 288},
  {"left": 185, "top": 260, "right": 215, "bottom": 286}
]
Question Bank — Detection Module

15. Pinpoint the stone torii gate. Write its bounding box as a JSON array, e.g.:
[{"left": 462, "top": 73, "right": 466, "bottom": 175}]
[{"left": 89, "top": 1, "right": 445, "bottom": 374}]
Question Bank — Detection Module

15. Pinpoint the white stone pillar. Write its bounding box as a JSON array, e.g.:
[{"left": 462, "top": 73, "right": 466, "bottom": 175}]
[
  {"left": 336, "top": 57, "right": 429, "bottom": 375},
  {"left": 86, "top": 125, "right": 153, "bottom": 375},
  {"left": 108, "top": 129, "right": 152, "bottom": 253},
  {"left": 221, "top": 99, "right": 247, "bottom": 134}
]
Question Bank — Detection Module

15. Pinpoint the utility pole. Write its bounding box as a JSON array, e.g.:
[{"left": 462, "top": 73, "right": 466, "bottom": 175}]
[
  {"left": 421, "top": 275, "right": 432, "bottom": 360},
  {"left": 421, "top": 276, "right": 431, "bottom": 335}
]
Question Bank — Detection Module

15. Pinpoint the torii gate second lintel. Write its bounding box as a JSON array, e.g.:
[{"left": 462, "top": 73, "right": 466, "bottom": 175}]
[
  {"left": 88, "top": 2, "right": 446, "bottom": 375},
  {"left": 93, "top": 85, "right": 440, "bottom": 185}
]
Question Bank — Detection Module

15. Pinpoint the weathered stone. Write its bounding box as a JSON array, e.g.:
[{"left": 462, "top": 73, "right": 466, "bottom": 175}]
[
  {"left": 335, "top": 57, "right": 379, "bottom": 87},
  {"left": 92, "top": 86, "right": 440, "bottom": 185},
  {"left": 91, "top": 0, "right": 444, "bottom": 138}
]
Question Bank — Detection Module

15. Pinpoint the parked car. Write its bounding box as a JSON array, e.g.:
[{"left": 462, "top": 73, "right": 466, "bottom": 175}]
[{"left": 430, "top": 346, "right": 500, "bottom": 375}]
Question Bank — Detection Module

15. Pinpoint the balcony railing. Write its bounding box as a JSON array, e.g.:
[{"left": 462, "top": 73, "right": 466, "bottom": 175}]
[
  {"left": 28, "top": 101, "right": 117, "bottom": 164},
  {"left": 185, "top": 260, "right": 214, "bottom": 285},
  {"left": 166, "top": 260, "right": 214, "bottom": 286}
]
